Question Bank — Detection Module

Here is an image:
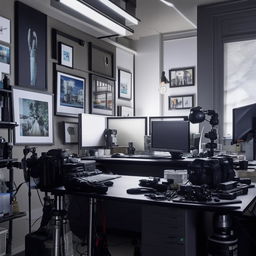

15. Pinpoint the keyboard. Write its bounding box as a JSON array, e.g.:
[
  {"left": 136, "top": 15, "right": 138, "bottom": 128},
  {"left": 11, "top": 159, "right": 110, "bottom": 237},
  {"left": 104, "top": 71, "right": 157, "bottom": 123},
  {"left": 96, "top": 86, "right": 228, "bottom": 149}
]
[{"left": 80, "top": 174, "right": 121, "bottom": 183}]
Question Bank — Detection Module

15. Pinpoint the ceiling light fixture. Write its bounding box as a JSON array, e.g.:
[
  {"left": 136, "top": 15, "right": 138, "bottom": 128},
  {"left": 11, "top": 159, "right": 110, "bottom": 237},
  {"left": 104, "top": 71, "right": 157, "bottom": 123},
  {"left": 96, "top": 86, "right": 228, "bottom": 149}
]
[
  {"left": 160, "top": 0, "right": 197, "bottom": 29},
  {"left": 59, "top": 0, "right": 133, "bottom": 36},
  {"left": 98, "top": 0, "right": 139, "bottom": 25}
]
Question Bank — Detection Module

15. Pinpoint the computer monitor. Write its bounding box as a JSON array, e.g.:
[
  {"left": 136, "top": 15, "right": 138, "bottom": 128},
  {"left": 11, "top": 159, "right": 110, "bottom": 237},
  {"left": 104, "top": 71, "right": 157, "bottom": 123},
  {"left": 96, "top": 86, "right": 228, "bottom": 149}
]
[
  {"left": 79, "top": 113, "right": 106, "bottom": 148},
  {"left": 150, "top": 120, "right": 190, "bottom": 159},
  {"left": 232, "top": 103, "right": 256, "bottom": 144},
  {"left": 107, "top": 117, "right": 147, "bottom": 152}
]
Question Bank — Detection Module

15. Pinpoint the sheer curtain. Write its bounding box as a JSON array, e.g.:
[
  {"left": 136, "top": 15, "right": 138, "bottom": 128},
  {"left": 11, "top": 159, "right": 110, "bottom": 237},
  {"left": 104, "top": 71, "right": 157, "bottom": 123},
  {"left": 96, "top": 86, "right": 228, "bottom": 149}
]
[{"left": 223, "top": 39, "right": 256, "bottom": 138}]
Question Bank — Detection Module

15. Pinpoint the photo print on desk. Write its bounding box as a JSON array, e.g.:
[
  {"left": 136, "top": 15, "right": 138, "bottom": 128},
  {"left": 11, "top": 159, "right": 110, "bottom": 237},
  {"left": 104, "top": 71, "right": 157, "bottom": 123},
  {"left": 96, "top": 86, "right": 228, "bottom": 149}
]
[
  {"left": 15, "top": 2, "right": 47, "bottom": 90},
  {"left": 0, "top": 16, "right": 10, "bottom": 44},
  {"left": 90, "top": 74, "right": 115, "bottom": 116},
  {"left": 58, "top": 42, "right": 73, "bottom": 68},
  {"left": 118, "top": 69, "right": 132, "bottom": 100},
  {"left": 0, "top": 44, "right": 10, "bottom": 89},
  {"left": 169, "top": 67, "right": 195, "bottom": 87},
  {"left": 169, "top": 95, "right": 194, "bottom": 110},
  {"left": 56, "top": 71, "right": 85, "bottom": 117},
  {"left": 13, "top": 87, "right": 53, "bottom": 144}
]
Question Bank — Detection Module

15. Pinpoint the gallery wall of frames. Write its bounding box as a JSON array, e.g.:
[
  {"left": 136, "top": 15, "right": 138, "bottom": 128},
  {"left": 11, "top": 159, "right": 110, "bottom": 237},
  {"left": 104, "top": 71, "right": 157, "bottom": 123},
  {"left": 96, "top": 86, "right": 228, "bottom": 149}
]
[{"left": 0, "top": 1, "right": 134, "bottom": 148}]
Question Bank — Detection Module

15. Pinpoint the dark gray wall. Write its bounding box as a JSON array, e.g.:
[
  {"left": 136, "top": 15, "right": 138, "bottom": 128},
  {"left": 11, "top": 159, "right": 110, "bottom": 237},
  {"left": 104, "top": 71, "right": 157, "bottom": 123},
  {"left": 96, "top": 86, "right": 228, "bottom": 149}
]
[
  {"left": 0, "top": 0, "right": 116, "bottom": 252},
  {"left": 198, "top": 0, "right": 256, "bottom": 139}
]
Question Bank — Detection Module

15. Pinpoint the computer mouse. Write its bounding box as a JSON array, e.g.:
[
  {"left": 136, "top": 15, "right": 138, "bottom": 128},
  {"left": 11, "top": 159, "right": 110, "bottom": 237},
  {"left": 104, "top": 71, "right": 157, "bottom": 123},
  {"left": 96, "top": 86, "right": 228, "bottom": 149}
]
[{"left": 126, "top": 187, "right": 156, "bottom": 194}]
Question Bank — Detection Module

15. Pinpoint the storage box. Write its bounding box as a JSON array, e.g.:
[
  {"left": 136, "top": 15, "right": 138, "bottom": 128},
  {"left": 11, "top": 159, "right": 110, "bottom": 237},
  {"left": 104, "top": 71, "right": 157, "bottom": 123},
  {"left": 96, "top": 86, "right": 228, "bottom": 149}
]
[
  {"left": 0, "top": 227, "right": 7, "bottom": 256},
  {"left": 164, "top": 170, "right": 188, "bottom": 185}
]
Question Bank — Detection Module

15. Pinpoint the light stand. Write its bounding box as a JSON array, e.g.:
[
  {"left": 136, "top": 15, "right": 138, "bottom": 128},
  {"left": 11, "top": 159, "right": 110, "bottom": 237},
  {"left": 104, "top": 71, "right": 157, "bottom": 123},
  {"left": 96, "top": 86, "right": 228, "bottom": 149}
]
[{"left": 189, "top": 107, "right": 219, "bottom": 157}]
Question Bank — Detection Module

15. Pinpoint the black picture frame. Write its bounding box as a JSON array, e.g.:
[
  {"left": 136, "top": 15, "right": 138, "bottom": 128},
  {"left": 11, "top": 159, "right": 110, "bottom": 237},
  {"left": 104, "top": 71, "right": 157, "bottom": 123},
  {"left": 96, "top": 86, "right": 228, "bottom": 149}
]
[
  {"left": 55, "top": 70, "right": 86, "bottom": 117},
  {"left": 169, "top": 94, "right": 194, "bottom": 110},
  {"left": 169, "top": 66, "right": 195, "bottom": 88},
  {"left": 58, "top": 42, "right": 73, "bottom": 68},
  {"left": 118, "top": 69, "right": 132, "bottom": 101},
  {"left": 88, "top": 43, "right": 114, "bottom": 78},
  {"left": 15, "top": 2, "right": 47, "bottom": 91},
  {"left": 90, "top": 74, "right": 115, "bottom": 116}
]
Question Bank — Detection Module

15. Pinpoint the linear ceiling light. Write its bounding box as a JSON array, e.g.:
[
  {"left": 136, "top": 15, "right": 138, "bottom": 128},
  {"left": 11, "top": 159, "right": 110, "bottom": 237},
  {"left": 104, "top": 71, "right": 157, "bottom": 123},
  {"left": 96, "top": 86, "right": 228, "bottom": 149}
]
[
  {"left": 59, "top": 0, "right": 132, "bottom": 36},
  {"left": 98, "top": 0, "right": 139, "bottom": 25},
  {"left": 160, "top": 0, "right": 197, "bottom": 29}
]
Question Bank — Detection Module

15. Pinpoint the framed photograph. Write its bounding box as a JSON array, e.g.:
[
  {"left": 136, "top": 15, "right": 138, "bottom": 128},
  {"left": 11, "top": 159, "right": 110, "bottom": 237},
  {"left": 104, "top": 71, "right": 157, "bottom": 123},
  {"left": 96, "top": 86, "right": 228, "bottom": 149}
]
[
  {"left": 90, "top": 74, "right": 115, "bottom": 116},
  {"left": 13, "top": 87, "right": 53, "bottom": 145},
  {"left": 0, "top": 16, "right": 10, "bottom": 44},
  {"left": 169, "top": 95, "right": 194, "bottom": 110},
  {"left": 88, "top": 43, "right": 114, "bottom": 78},
  {"left": 15, "top": 2, "right": 47, "bottom": 90},
  {"left": 59, "top": 42, "right": 73, "bottom": 68},
  {"left": 56, "top": 71, "right": 85, "bottom": 117},
  {"left": 169, "top": 67, "right": 195, "bottom": 87},
  {"left": 117, "top": 106, "right": 134, "bottom": 117},
  {"left": 0, "top": 44, "right": 10, "bottom": 89},
  {"left": 64, "top": 122, "right": 78, "bottom": 144},
  {"left": 118, "top": 69, "right": 132, "bottom": 100}
]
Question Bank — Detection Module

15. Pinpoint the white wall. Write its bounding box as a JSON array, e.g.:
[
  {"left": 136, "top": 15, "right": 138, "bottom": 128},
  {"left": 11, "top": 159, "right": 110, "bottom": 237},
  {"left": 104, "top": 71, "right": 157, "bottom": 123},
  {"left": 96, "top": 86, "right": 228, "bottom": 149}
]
[
  {"left": 134, "top": 35, "right": 161, "bottom": 116},
  {"left": 163, "top": 36, "right": 198, "bottom": 134},
  {"left": 116, "top": 47, "right": 134, "bottom": 111},
  {"left": 163, "top": 36, "right": 197, "bottom": 116}
]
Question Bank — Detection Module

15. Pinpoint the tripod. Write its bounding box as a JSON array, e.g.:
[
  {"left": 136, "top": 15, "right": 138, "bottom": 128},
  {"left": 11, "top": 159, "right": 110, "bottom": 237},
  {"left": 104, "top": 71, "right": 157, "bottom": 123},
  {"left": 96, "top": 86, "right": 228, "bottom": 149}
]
[{"left": 52, "top": 193, "right": 73, "bottom": 256}]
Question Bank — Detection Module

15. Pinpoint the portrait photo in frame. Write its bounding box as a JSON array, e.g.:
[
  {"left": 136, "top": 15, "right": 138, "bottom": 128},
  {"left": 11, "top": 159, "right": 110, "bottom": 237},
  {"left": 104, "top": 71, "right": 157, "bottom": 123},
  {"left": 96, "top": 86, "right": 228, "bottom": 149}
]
[
  {"left": 90, "top": 74, "right": 115, "bottom": 116},
  {"left": 64, "top": 122, "right": 78, "bottom": 144},
  {"left": 169, "top": 94, "right": 194, "bottom": 110},
  {"left": 56, "top": 71, "right": 85, "bottom": 117},
  {"left": 15, "top": 2, "right": 47, "bottom": 90},
  {"left": 169, "top": 67, "right": 195, "bottom": 87},
  {"left": 0, "top": 44, "right": 10, "bottom": 89},
  {"left": 13, "top": 87, "right": 53, "bottom": 145},
  {"left": 118, "top": 69, "right": 132, "bottom": 100},
  {"left": 59, "top": 42, "right": 73, "bottom": 68},
  {"left": 0, "top": 16, "right": 10, "bottom": 44}
]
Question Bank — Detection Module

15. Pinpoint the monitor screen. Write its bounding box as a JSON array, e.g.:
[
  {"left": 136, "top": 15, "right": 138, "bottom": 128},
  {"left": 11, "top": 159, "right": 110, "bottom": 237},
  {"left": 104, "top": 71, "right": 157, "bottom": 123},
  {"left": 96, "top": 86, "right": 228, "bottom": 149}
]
[
  {"left": 79, "top": 113, "right": 106, "bottom": 148},
  {"left": 107, "top": 117, "right": 147, "bottom": 152},
  {"left": 232, "top": 103, "right": 256, "bottom": 144},
  {"left": 151, "top": 120, "right": 190, "bottom": 157}
]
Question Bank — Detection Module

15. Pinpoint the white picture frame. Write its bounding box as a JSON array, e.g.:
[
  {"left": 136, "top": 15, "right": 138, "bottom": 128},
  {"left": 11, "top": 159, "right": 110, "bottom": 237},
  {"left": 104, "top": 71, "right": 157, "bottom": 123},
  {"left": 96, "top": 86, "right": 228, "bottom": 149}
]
[
  {"left": 56, "top": 71, "right": 85, "bottom": 117},
  {"left": 0, "top": 16, "right": 10, "bottom": 44},
  {"left": 64, "top": 122, "right": 78, "bottom": 144},
  {"left": 0, "top": 44, "right": 10, "bottom": 88},
  {"left": 13, "top": 87, "right": 53, "bottom": 145},
  {"left": 59, "top": 42, "right": 73, "bottom": 68}
]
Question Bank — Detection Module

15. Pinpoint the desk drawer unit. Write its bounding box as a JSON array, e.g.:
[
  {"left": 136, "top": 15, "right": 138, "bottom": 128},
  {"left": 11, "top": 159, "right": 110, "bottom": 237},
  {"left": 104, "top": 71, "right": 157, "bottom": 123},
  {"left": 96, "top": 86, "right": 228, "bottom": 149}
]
[{"left": 141, "top": 206, "right": 196, "bottom": 256}]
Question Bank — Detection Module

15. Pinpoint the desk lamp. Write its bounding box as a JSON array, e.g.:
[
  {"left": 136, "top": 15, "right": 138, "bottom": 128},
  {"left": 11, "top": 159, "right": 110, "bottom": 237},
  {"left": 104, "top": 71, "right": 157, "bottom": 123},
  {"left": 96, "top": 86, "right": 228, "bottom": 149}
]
[{"left": 189, "top": 106, "right": 219, "bottom": 157}]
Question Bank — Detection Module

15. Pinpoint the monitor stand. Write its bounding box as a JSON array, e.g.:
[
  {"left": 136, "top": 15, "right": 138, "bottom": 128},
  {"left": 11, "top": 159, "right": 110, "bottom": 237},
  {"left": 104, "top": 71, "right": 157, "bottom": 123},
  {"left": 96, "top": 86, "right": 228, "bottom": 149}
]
[{"left": 170, "top": 152, "right": 184, "bottom": 160}]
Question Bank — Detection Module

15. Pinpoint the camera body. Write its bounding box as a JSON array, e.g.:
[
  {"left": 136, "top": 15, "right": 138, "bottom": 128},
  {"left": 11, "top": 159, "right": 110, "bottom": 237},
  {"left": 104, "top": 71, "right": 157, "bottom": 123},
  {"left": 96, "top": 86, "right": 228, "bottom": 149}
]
[{"left": 188, "top": 156, "right": 235, "bottom": 188}]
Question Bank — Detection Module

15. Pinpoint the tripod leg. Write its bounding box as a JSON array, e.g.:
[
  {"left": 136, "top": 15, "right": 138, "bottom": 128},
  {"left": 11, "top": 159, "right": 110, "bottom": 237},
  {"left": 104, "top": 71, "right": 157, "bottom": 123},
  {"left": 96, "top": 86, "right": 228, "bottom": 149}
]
[{"left": 53, "top": 214, "right": 61, "bottom": 256}]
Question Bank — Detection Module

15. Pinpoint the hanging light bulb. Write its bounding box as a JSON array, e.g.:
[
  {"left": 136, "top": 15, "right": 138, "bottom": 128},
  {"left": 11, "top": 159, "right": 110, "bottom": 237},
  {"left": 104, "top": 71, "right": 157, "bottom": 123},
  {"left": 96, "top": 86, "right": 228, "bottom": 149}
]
[{"left": 159, "top": 71, "right": 169, "bottom": 94}]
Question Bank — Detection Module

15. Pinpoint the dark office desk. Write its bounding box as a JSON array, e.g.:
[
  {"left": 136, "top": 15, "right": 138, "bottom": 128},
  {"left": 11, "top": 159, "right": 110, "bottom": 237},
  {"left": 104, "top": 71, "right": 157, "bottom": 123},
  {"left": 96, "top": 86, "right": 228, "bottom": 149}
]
[
  {"left": 52, "top": 175, "right": 256, "bottom": 256},
  {"left": 83, "top": 156, "right": 194, "bottom": 177}
]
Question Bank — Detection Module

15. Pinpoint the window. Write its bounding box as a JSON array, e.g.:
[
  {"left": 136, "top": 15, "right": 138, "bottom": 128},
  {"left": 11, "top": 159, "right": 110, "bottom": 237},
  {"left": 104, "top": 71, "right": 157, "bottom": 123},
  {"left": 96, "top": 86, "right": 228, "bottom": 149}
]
[{"left": 223, "top": 39, "right": 256, "bottom": 138}]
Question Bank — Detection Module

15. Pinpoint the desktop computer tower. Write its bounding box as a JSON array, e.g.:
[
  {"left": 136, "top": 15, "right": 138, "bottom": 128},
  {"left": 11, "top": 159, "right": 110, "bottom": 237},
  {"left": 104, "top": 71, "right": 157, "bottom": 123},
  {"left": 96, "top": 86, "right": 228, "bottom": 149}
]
[{"left": 141, "top": 206, "right": 196, "bottom": 256}]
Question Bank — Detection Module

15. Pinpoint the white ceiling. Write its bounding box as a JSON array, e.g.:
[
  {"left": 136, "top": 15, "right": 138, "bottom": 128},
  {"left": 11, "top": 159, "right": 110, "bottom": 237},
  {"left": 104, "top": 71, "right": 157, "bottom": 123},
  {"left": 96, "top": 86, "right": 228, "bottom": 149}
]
[{"left": 130, "top": 0, "right": 233, "bottom": 40}]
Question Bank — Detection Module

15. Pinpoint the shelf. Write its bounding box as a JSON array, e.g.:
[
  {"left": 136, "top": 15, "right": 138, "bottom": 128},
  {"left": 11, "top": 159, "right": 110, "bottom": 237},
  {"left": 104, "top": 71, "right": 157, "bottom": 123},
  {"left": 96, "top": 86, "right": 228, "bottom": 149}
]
[
  {"left": 0, "top": 212, "right": 26, "bottom": 224},
  {"left": 0, "top": 121, "right": 18, "bottom": 129}
]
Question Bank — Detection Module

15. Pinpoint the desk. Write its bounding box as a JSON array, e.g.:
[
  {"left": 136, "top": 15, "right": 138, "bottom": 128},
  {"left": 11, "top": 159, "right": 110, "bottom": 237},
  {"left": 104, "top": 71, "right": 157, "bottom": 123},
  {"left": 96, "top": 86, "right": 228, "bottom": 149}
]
[
  {"left": 83, "top": 156, "right": 194, "bottom": 177},
  {"left": 52, "top": 175, "right": 256, "bottom": 256}
]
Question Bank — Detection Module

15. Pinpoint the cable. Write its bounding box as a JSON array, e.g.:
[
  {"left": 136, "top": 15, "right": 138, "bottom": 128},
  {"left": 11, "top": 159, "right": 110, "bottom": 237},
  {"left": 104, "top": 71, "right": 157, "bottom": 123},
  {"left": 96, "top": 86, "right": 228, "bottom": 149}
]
[
  {"left": 35, "top": 187, "right": 43, "bottom": 207},
  {"left": 31, "top": 216, "right": 42, "bottom": 228},
  {"left": 13, "top": 182, "right": 26, "bottom": 197}
]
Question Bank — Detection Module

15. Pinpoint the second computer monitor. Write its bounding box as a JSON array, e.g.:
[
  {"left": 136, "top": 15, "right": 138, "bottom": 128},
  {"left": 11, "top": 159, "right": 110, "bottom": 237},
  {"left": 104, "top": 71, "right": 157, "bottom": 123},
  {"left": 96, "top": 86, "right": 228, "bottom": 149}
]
[{"left": 151, "top": 120, "right": 190, "bottom": 159}]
